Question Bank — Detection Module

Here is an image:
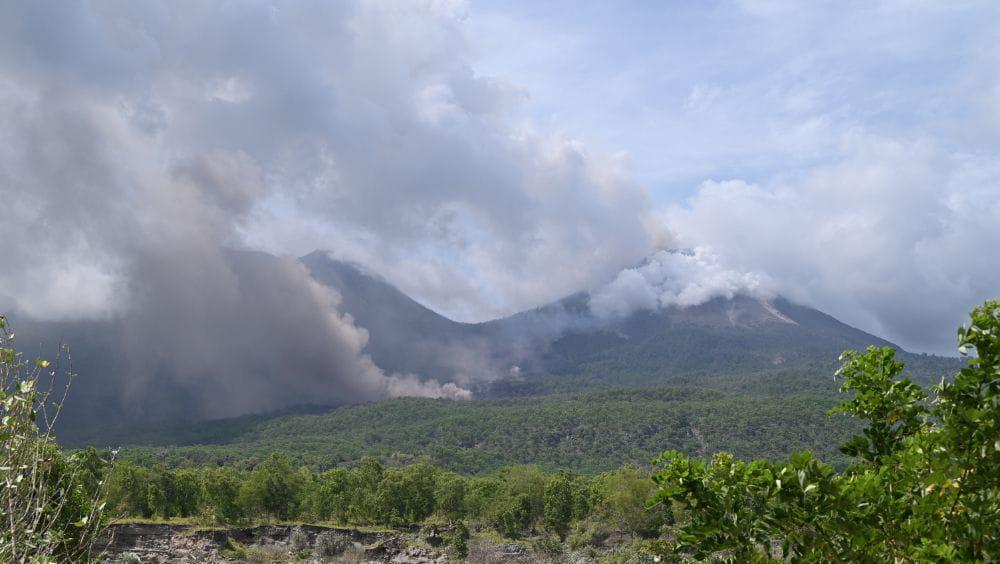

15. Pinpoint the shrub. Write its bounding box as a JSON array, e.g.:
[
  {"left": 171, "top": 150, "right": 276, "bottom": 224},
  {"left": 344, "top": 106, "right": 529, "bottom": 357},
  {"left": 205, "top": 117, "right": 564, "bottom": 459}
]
[
  {"left": 243, "top": 544, "right": 286, "bottom": 563},
  {"left": 566, "top": 518, "right": 611, "bottom": 549},
  {"left": 649, "top": 301, "right": 1000, "bottom": 562},
  {"left": 451, "top": 520, "right": 470, "bottom": 558},
  {"left": 531, "top": 534, "right": 563, "bottom": 560},
  {"left": 0, "top": 315, "right": 109, "bottom": 562}
]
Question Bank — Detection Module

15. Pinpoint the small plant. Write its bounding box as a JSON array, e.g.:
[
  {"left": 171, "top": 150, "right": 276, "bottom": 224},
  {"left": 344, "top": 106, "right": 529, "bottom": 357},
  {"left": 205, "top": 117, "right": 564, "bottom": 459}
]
[
  {"left": 313, "top": 531, "right": 350, "bottom": 559},
  {"left": 243, "top": 544, "right": 286, "bottom": 563},
  {"left": 532, "top": 533, "right": 563, "bottom": 560},
  {"left": 115, "top": 552, "right": 142, "bottom": 564},
  {"left": 219, "top": 537, "right": 248, "bottom": 560},
  {"left": 566, "top": 518, "right": 610, "bottom": 549}
]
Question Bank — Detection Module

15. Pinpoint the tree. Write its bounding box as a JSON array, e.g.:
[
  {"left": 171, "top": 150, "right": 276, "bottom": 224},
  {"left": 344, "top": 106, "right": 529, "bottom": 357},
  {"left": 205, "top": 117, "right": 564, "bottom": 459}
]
[
  {"left": 201, "top": 466, "right": 244, "bottom": 523},
  {"left": 237, "top": 454, "right": 303, "bottom": 520},
  {"left": 434, "top": 472, "right": 467, "bottom": 519},
  {"left": 543, "top": 471, "right": 575, "bottom": 541},
  {"left": 173, "top": 469, "right": 202, "bottom": 517},
  {"left": 106, "top": 461, "right": 152, "bottom": 518},
  {"left": 305, "top": 467, "right": 351, "bottom": 523},
  {"left": 347, "top": 457, "right": 384, "bottom": 523},
  {"left": 648, "top": 301, "right": 1000, "bottom": 562},
  {"left": 594, "top": 466, "right": 663, "bottom": 539},
  {"left": 490, "top": 465, "right": 546, "bottom": 538},
  {"left": 500, "top": 465, "right": 546, "bottom": 522},
  {"left": 146, "top": 466, "right": 177, "bottom": 518},
  {"left": 373, "top": 462, "right": 437, "bottom": 525},
  {"left": 493, "top": 493, "right": 534, "bottom": 539}
]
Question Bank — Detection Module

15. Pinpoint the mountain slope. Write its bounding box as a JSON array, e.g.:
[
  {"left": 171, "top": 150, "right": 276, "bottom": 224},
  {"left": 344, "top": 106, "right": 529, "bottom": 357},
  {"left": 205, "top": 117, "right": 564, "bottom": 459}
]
[
  {"left": 302, "top": 252, "right": 934, "bottom": 391},
  {"left": 118, "top": 379, "right": 861, "bottom": 474},
  {"left": 8, "top": 249, "right": 961, "bottom": 447},
  {"left": 302, "top": 252, "right": 962, "bottom": 400}
]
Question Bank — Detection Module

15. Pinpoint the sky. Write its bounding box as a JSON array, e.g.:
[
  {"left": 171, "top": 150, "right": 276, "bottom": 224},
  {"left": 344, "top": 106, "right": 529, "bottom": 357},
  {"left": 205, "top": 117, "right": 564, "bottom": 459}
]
[
  {"left": 462, "top": 0, "right": 1000, "bottom": 353},
  {"left": 0, "top": 0, "right": 997, "bottom": 389}
]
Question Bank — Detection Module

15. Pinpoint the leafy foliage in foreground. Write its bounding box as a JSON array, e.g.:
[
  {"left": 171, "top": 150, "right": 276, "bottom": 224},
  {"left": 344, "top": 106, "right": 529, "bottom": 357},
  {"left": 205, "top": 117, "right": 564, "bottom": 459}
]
[
  {"left": 650, "top": 301, "right": 999, "bottom": 562},
  {"left": 0, "top": 316, "right": 108, "bottom": 562}
]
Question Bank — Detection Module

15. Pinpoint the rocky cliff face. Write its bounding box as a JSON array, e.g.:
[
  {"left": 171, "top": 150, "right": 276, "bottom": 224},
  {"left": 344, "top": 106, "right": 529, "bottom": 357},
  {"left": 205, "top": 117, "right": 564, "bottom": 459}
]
[
  {"left": 99, "top": 523, "right": 446, "bottom": 564},
  {"left": 99, "top": 523, "right": 542, "bottom": 563}
]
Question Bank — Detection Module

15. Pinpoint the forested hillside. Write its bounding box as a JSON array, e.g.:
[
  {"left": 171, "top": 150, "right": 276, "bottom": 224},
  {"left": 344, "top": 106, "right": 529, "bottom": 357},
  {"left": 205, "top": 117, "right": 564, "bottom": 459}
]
[{"left": 116, "top": 372, "right": 859, "bottom": 473}]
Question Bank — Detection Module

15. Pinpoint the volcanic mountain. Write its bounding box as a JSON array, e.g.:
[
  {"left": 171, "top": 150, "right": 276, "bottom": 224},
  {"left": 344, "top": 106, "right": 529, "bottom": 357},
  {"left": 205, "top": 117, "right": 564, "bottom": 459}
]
[{"left": 10, "top": 250, "right": 956, "bottom": 445}]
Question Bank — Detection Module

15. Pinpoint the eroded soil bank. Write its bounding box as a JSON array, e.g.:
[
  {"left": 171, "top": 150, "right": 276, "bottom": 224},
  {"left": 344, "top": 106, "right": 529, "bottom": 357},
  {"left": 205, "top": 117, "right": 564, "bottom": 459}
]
[{"left": 99, "top": 523, "right": 533, "bottom": 563}]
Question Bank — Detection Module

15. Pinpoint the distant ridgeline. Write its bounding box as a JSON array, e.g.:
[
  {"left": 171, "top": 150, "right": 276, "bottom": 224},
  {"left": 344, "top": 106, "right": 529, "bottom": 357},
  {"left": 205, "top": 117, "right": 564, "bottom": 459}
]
[{"left": 15, "top": 251, "right": 961, "bottom": 464}]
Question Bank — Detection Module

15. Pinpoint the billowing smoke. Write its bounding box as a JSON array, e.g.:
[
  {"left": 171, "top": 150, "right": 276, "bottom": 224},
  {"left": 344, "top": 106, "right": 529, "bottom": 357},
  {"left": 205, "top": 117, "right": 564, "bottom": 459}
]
[
  {"left": 122, "top": 250, "right": 471, "bottom": 418},
  {"left": 0, "top": 83, "right": 470, "bottom": 418},
  {"left": 0, "top": 0, "right": 658, "bottom": 418},
  {"left": 589, "top": 249, "right": 774, "bottom": 319}
]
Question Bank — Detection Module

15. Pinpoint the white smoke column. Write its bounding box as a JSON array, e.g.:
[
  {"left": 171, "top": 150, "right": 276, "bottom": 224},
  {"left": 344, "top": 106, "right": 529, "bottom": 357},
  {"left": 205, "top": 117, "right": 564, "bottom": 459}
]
[{"left": 588, "top": 248, "right": 774, "bottom": 319}]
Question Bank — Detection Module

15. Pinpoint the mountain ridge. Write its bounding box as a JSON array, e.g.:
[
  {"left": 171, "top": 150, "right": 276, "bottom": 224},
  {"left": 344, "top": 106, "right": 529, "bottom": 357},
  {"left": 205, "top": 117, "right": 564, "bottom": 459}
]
[{"left": 8, "top": 249, "right": 961, "bottom": 447}]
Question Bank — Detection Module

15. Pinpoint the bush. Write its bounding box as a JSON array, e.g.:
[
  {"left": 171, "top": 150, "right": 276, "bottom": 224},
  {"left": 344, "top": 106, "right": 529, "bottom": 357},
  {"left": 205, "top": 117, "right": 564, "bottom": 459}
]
[
  {"left": 531, "top": 534, "right": 563, "bottom": 560},
  {"left": 243, "top": 544, "right": 286, "bottom": 563},
  {"left": 0, "top": 315, "right": 109, "bottom": 562},
  {"left": 451, "top": 520, "right": 470, "bottom": 558},
  {"left": 566, "top": 518, "right": 611, "bottom": 549},
  {"left": 649, "top": 301, "right": 1000, "bottom": 562}
]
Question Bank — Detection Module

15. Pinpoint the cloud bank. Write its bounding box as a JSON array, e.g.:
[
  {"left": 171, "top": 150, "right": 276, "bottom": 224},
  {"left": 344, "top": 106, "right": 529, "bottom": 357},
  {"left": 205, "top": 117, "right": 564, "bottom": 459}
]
[
  {"left": 663, "top": 136, "right": 1000, "bottom": 354},
  {"left": 469, "top": 0, "right": 1000, "bottom": 354}
]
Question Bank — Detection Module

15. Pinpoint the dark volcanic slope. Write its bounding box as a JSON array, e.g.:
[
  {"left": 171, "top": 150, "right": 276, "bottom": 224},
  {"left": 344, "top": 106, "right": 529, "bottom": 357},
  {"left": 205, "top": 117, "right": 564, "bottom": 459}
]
[
  {"left": 303, "top": 252, "right": 955, "bottom": 394},
  {"left": 302, "top": 251, "right": 531, "bottom": 387},
  {"left": 10, "top": 250, "right": 960, "bottom": 447},
  {"left": 301, "top": 251, "right": 479, "bottom": 378},
  {"left": 538, "top": 296, "right": 893, "bottom": 378}
]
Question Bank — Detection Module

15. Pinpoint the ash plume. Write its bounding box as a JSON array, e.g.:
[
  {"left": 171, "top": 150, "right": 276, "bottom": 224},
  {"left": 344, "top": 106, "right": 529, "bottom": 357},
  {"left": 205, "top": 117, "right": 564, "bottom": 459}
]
[{"left": 0, "top": 0, "right": 652, "bottom": 418}]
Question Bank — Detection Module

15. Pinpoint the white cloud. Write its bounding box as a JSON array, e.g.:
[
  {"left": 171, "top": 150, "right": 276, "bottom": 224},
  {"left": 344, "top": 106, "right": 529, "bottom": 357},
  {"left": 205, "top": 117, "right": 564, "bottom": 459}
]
[{"left": 663, "top": 136, "right": 1000, "bottom": 354}]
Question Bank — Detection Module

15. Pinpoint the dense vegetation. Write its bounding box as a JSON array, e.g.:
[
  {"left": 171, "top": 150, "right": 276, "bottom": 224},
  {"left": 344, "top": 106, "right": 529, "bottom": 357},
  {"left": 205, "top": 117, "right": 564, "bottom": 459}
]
[
  {"left": 650, "top": 301, "right": 999, "bottom": 561},
  {"left": 102, "top": 456, "right": 666, "bottom": 545},
  {"left": 0, "top": 316, "right": 107, "bottom": 562},
  {"left": 115, "top": 374, "right": 860, "bottom": 474}
]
